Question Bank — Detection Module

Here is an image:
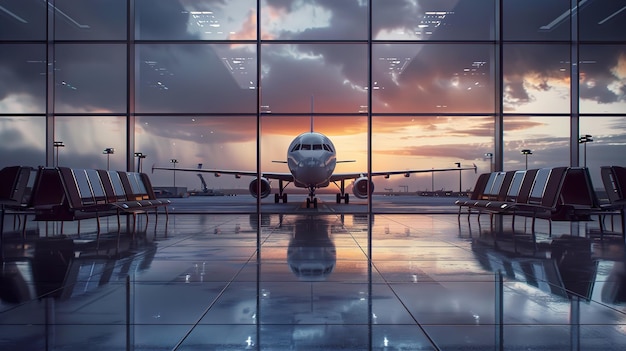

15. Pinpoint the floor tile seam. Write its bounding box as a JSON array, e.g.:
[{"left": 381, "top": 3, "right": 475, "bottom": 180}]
[
  {"left": 377, "top": 214, "right": 477, "bottom": 253},
  {"left": 152, "top": 215, "right": 249, "bottom": 253},
  {"left": 377, "top": 268, "right": 442, "bottom": 351},
  {"left": 169, "top": 248, "right": 260, "bottom": 350}
]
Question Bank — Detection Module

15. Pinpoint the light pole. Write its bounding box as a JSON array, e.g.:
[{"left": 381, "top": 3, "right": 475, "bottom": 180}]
[
  {"left": 103, "top": 148, "right": 115, "bottom": 170},
  {"left": 484, "top": 152, "right": 493, "bottom": 172},
  {"left": 521, "top": 149, "right": 532, "bottom": 170},
  {"left": 578, "top": 134, "right": 593, "bottom": 168},
  {"left": 431, "top": 168, "right": 434, "bottom": 193},
  {"left": 134, "top": 152, "right": 146, "bottom": 172},
  {"left": 53, "top": 141, "right": 64, "bottom": 167},
  {"left": 170, "top": 159, "right": 178, "bottom": 187},
  {"left": 455, "top": 162, "right": 461, "bottom": 194}
]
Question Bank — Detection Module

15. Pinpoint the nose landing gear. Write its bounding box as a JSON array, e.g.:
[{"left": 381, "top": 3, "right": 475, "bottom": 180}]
[{"left": 306, "top": 188, "right": 318, "bottom": 208}]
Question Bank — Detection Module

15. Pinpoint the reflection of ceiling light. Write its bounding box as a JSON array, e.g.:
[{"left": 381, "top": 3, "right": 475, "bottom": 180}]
[
  {"left": 540, "top": 0, "right": 589, "bottom": 31},
  {"left": 0, "top": 4, "right": 27, "bottom": 23},
  {"left": 47, "top": 2, "right": 90, "bottom": 29},
  {"left": 144, "top": 60, "right": 173, "bottom": 90},
  {"left": 59, "top": 80, "right": 77, "bottom": 90},
  {"left": 185, "top": 10, "right": 227, "bottom": 35},
  {"left": 415, "top": 10, "right": 454, "bottom": 37},
  {"left": 598, "top": 5, "right": 626, "bottom": 24},
  {"left": 220, "top": 56, "right": 256, "bottom": 90}
]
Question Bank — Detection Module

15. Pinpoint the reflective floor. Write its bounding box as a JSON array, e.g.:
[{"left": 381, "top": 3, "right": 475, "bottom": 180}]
[{"left": 1, "top": 198, "right": 626, "bottom": 350}]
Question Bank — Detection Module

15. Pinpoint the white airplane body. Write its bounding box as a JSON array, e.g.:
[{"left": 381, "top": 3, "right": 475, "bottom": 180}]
[{"left": 153, "top": 128, "right": 476, "bottom": 208}]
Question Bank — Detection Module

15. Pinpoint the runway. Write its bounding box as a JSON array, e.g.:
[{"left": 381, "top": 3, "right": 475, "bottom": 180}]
[{"left": 166, "top": 194, "right": 462, "bottom": 214}]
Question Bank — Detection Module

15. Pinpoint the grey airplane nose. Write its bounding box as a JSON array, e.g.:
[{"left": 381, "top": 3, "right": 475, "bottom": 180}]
[{"left": 299, "top": 157, "right": 323, "bottom": 168}]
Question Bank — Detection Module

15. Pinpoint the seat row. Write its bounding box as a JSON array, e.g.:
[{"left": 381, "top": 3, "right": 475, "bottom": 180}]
[
  {"left": 456, "top": 166, "right": 625, "bottom": 238},
  {"left": 0, "top": 165, "right": 170, "bottom": 236}
]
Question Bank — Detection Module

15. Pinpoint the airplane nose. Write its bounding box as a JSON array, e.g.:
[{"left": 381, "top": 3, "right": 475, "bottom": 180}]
[{"left": 299, "top": 158, "right": 324, "bottom": 168}]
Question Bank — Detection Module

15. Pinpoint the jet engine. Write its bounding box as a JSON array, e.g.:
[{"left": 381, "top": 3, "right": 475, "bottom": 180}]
[
  {"left": 249, "top": 177, "right": 271, "bottom": 199},
  {"left": 352, "top": 177, "right": 374, "bottom": 199}
]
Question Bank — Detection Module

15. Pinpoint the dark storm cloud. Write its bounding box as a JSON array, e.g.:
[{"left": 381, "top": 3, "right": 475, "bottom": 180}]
[
  {"left": 138, "top": 116, "right": 256, "bottom": 145},
  {"left": 136, "top": 44, "right": 255, "bottom": 113},
  {"left": 135, "top": 0, "right": 196, "bottom": 40},
  {"left": 0, "top": 44, "right": 45, "bottom": 104},
  {"left": 0, "top": 123, "right": 29, "bottom": 146}
]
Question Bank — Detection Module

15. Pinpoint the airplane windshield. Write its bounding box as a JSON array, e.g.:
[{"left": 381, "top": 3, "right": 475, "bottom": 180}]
[{"left": 291, "top": 142, "right": 333, "bottom": 152}]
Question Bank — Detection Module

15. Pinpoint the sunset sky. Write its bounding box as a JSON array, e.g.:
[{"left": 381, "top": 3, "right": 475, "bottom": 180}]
[{"left": 1, "top": 0, "right": 625, "bottom": 192}]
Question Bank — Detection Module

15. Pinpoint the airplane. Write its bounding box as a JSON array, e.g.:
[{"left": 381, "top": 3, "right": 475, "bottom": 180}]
[{"left": 152, "top": 126, "right": 477, "bottom": 208}]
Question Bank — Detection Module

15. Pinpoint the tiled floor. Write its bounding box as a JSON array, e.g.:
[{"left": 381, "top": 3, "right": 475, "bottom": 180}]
[{"left": 1, "top": 210, "right": 625, "bottom": 350}]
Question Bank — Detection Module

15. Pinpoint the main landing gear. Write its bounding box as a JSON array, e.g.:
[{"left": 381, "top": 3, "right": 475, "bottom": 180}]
[
  {"left": 334, "top": 179, "right": 349, "bottom": 204},
  {"left": 274, "top": 193, "right": 287, "bottom": 203},
  {"left": 274, "top": 179, "right": 289, "bottom": 203}
]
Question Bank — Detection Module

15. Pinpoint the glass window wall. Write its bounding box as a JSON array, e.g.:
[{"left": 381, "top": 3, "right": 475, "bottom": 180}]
[
  {"left": 136, "top": 115, "right": 257, "bottom": 191},
  {"left": 54, "top": 44, "right": 127, "bottom": 114},
  {"left": 0, "top": 116, "right": 45, "bottom": 168},
  {"left": 0, "top": 0, "right": 46, "bottom": 40},
  {"left": 372, "top": 43, "right": 494, "bottom": 113},
  {"left": 503, "top": 44, "right": 571, "bottom": 114},
  {"left": 372, "top": 0, "right": 495, "bottom": 41},
  {"left": 54, "top": 116, "right": 127, "bottom": 170},
  {"left": 579, "top": 44, "right": 626, "bottom": 114},
  {"left": 260, "top": 43, "right": 368, "bottom": 114},
  {"left": 136, "top": 43, "right": 257, "bottom": 114},
  {"left": 0, "top": 44, "right": 46, "bottom": 114},
  {"left": 503, "top": 116, "right": 570, "bottom": 171}
]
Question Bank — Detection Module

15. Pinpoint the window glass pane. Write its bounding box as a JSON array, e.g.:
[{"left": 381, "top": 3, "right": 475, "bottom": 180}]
[
  {"left": 373, "top": 0, "right": 494, "bottom": 41},
  {"left": 580, "top": 1, "right": 626, "bottom": 41},
  {"left": 55, "top": 116, "right": 126, "bottom": 170},
  {"left": 372, "top": 43, "right": 494, "bottom": 113},
  {"left": 136, "top": 44, "right": 257, "bottom": 114},
  {"left": 503, "top": 116, "right": 570, "bottom": 171},
  {"left": 503, "top": 44, "right": 570, "bottom": 113},
  {"left": 372, "top": 116, "right": 493, "bottom": 202},
  {"left": 136, "top": 116, "right": 256, "bottom": 191},
  {"left": 54, "top": 0, "right": 127, "bottom": 40},
  {"left": 503, "top": 0, "right": 570, "bottom": 41},
  {"left": 579, "top": 116, "right": 626, "bottom": 187},
  {"left": 0, "top": 0, "right": 46, "bottom": 40},
  {"left": 0, "top": 44, "right": 46, "bottom": 114},
  {"left": 261, "top": 115, "right": 367, "bottom": 209},
  {"left": 261, "top": 44, "right": 367, "bottom": 114},
  {"left": 0, "top": 116, "right": 46, "bottom": 168},
  {"left": 136, "top": 0, "right": 256, "bottom": 40},
  {"left": 579, "top": 45, "right": 626, "bottom": 114},
  {"left": 261, "top": 0, "right": 368, "bottom": 40},
  {"left": 55, "top": 44, "right": 127, "bottom": 114}
]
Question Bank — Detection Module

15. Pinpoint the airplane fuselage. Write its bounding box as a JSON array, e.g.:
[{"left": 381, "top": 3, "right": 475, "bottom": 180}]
[{"left": 286, "top": 132, "right": 337, "bottom": 189}]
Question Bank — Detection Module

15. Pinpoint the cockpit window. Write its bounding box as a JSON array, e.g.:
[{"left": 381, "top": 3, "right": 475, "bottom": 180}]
[{"left": 293, "top": 142, "right": 333, "bottom": 152}]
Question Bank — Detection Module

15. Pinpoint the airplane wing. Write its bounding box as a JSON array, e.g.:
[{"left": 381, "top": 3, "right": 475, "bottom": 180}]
[
  {"left": 151, "top": 165, "right": 294, "bottom": 182},
  {"left": 329, "top": 164, "right": 477, "bottom": 182}
]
